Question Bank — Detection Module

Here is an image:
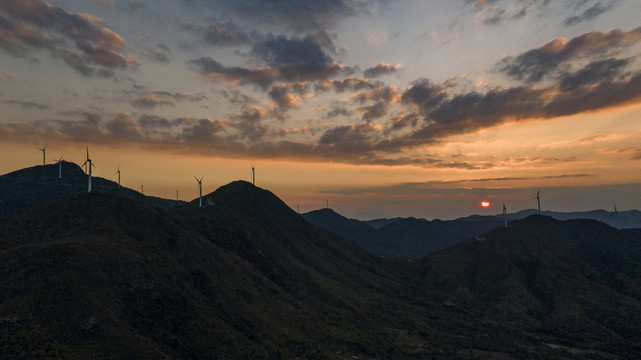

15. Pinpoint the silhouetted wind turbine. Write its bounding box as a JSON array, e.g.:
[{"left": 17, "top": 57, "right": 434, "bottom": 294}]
[
  {"left": 176, "top": 189, "right": 179, "bottom": 201},
  {"left": 141, "top": 184, "right": 144, "bottom": 195},
  {"left": 81, "top": 143, "right": 95, "bottom": 192},
  {"left": 55, "top": 155, "right": 63, "bottom": 179},
  {"left": 503, "top": 203, "right": 507, "bottom": 228},
  {"left": 611, "top": 201, "right": 620, "bottom": 230},
  {"left": 251, "top": 164, "right": 255, "bottom": 186},
  {"left": 115, "top": 164, "right": 121, "bottom": 188},
  {"left": 194, "top": 176, "right": 204, "bottom": 207},
  {"left": 37, "top": 144, "right": 47, "bottom": 166},
  {"left": 534, "top": 188, "right": 541, "bottom": 212}
]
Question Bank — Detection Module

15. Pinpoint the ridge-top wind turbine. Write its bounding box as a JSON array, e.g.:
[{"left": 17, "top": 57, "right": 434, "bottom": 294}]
[
  {"left": 37, "top": 144, "right": 47, "bottom": 166},
  {"left": 115, "top": 164, "right": 121, "bottom": 188},
  {"left": 54, "top": 155, "right": 63, "bottom": 179},
  {"left": 251, "top": 164, "right": 255, "bottom": 186},
  {"left": 194, "top": 176, "right": 204, "bottom": 207},
  {"left": 534, "top": 188, "right": 541, "bottom": 212},
  {"left": 81, "top": 142, "right": 95, "bottom": 192}
]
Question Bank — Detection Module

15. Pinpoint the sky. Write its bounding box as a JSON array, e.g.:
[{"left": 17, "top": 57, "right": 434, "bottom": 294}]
[{"left": 1, "top": 0, "right": 641, "bottom": 220}]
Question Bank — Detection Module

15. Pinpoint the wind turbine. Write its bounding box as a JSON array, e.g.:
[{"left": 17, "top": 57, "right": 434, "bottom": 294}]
[
  {"left": 176, "top": 189, "right": 179, "bottom": 201},
  {"left": 141, "top": 184, "right": 144, "bottom": 195},
  {"left": 114, "top": 164, "right": 121, "bottom": 188},
  {"left": 534, "top": 188, "right": 541, "bottom": 212},
  {"left": 81, "top": 143, "right": 95, "bottom": 192},
  {"left": 54, "top": 155, "right": 63, "bottom": 179},
  {"left": 194, "top": 176, "right": 204, "bottom": 207},
  {"left": 611, "top": 202, "right": 620, "bottom": 230},
  {"left": 251, "top": 164, "right": 255, "bottom": 186},
  {"left": 503, "top": 203, "right": 507, "bottom": 228},
  {"left": 37, "top": 144, "right": 47, "bottom": 166}
]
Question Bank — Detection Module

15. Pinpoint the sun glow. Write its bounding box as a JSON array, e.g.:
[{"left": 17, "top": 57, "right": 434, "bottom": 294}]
[{"left": 481, "top": 201, "right": 490, "bottom": 208}]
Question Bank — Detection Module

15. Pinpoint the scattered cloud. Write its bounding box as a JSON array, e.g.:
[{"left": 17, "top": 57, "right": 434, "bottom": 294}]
[
  {"left": 5, "top": 99, "right": 50, "bottom": 110},
  {"left": 496, "top": 27, "right": 641, "bottom": 83},
  {"left": 564, "top": 1, "right": 615, "bottom": 26},
  {"left": 0, "top": 0, "right": 138, "bottom": 76},
  {"left": 129, "top": 96, "right": 175, "bottom": 109},
  {"left": 363, "top": 63, "right": 400, "bottom": 78}
]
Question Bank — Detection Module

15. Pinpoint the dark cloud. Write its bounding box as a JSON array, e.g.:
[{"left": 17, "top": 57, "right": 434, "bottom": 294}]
[
  {"left": 363, "top": 63, "right": 399, "bottom": 78},
  {"left": 564, "top": 2, "right": 614, "bottom": 26},
  {"left": 229, "top": 105, "right": 274, "bottom": 141},
  {"left": 558, "top": 57, "right": 630, "bottom": 91},
  {"left": 358, "top": 102, "right": 389, "bottom": 121},
  {"left": 152, "top": 90, "right": 208, "bottom": 102},
  {"left": 315, "top": 77, "right": 383, "bottom": 93},
  {"left": 203, "top": 22, "right": 251, "bottom": 46},
  {"left": 496, "top": 27, "right": 641, "bottom": 83},
  {"left": 5, "top": 99, "right": 50, "bottom": 110},
  {"left": 219, "top": 88, "right": 259, "bottom": 106},
  {"left": 401, "top": 79, "right": 449, "bottom": 115},
  {"left": 104, "top": 113, "right": 142, "bottom": 141},
  {"left": 188, "top": 34, "right": 350, "bottom": 88},
  {"left": 325, "top": 106, "right": 351, "bottom": 118},
  {"left": 129, "top": 96, "right": 175, "bottom": 109},
  {"left": 0, "top": 0, "right": 137, "bottom": 76},
  {"left": 318, "top": 124, "right": 377, "bottom": 154},
  {"left": 268, "top": 83, "right": 308, "bottom": 110}
]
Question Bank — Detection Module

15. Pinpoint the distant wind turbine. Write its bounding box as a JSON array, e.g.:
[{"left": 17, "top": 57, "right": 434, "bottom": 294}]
[
  {"left": 54, "top": 155, "right": 63, "bottom": 179},
  {"left": 115, "top": 164, "right": 121, "bottom": 188},
  {"left": 141, "top": 184, "right": 144, "bottom": 195},
  {"left": 503, "top": 203, "right": 507, "bottom": 228},
  {"left": 37, "top": 144, "right": 47, "bottom": 166},
  {"left": 176, "top": 189, "right": 179, "bottom": 201},
  {"left": 194, "top": 176, "right": 204, "bottom": 207},
  {"left": 611, "top": 202, "right": 620, "bottom": 230},
  {"left": 81, "top": 143, "right": 95, "bottom": 192},
  {"left": 534, "top": 188, "right": 541, "bottom": 212},
  {"left": 251, "top": 164, "right": 255, "bottom": 186},
  {"left": 114, "top": 164, "right": 120, "bottom": 189}
]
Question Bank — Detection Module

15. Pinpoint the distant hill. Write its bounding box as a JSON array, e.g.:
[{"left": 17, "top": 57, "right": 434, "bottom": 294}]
[
  {"left": 302, "top": 210, "right": 504, "bottom": 257},
  {"left": 411, "top": 215, "right": 641, "bottom": 357},
  {"left": 508, "top": 208, "right": 641, "bottom": 229},
  {"left": 0, "top": 161, "right": 184, "bottom": 220}
]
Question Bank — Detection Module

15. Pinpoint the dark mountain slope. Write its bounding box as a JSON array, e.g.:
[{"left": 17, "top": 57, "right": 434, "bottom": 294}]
[
  {"left": 416, "top": 215, "right": 641, "bottom": 357},
  {"left": 510, "top": 208, "right": 641, "bottom": 229},
  {"left": 0, "top": 192, "right": 304, "bottom": 358},
  {"left": 0, "top": 162, "right": 183, "bottom": 221},
  {"left": 0, "top": 186, "right": 428, "bottom": 359},
  {"left": 300, "top": 208, "right": 378, "bottom": 251}
]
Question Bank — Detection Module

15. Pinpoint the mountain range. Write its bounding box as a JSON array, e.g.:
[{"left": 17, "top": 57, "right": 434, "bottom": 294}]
[
  {"left": 1, "top": 163, "right": 640, "bottom": 359},
  {"left": 302, "top": 207, "right": 641, "bottom": 257}
]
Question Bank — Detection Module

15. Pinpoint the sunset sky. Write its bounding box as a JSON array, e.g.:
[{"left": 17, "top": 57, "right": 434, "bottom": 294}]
[{"left": 1, "top": 0, "right": 641, "bottom": 219}]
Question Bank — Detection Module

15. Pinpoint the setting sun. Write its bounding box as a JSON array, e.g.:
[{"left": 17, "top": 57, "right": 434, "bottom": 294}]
[{"left": 481, "top": 201, "right": 491, "bottom": 208}]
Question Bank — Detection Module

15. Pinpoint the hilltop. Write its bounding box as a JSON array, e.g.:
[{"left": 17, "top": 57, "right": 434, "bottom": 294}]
[{"left": 0, "top": 161, "right": 183, "bottom": 221}]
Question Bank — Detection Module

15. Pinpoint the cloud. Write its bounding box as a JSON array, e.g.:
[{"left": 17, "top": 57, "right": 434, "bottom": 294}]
[
  {"left": 142, "top": 44, "right": 171, "bottom": 63},
  {"left": 363, "top": 62, "right": 400, "bottom": 78},
  {"left": 188, "top": 0, "right": 384, "bottom": 31},
  {"left": 188, "top": 34, "right": 351, "bottom": 88},
  {"left": 267, "top": 83, "right": 308, "bottom": 110},
  {"left": 200, "top": 22, "right": 252, "bottom": 46},
  {"left": 496, "top": 27, "right": 641, "bottom": 83},
  {"left": 315, "top": 77, "right": 383, "bottom": 93},
  {"left": 564, "top": 1, "right": 614, "bottom": 26},
  {"left": 129, "top": 96, "right": 175, "bottom": 109},
  {"left": 5, "top": 99, "right": 50, "bottom": 110},
  {"left": 325, "top": 106, "right": 352, "bottom": 118},
  {"left": 0, "top": 0, "right": 138, "bottom": 76},
  {"left": 558, "top": 57, "right": 630, "bottom": 91}
]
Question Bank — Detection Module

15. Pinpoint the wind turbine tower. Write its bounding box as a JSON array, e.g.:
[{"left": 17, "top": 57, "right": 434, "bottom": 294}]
[
  {"left": 535, "top": 188, "right": 541, "bottom": 212},
  {"left": 37, "top": 144, "right": 47, "bottom": 166},
  {"left": 55, "top": 155, "right": 63, "bottom": 179},
  {"left": 503, "top": 203, "right": 507, "bottom": 228},
  {"left": 115, "top": 164, "right": 121, "bottom": 188},
  {"left": 81, "top": 143, "right": 95, "bottom": 192},
  {"left": 194, "top": 176, "right": 204, "bottom": 207},
  {"left": 251, "top": 165, "right": 255, "bottom": 186},
  {"left": 612, "top": 202, "right": 620, "bottom": 230}
]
